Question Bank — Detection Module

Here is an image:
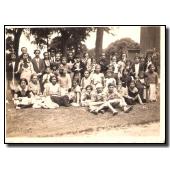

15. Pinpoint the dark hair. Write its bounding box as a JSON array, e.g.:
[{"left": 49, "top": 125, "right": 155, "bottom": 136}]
[
  {"left": 43, "top": 52, "right": 48, "bottom": 56},
  {"left": 49, "top": 75, "right": 58, "bottom": 83},
  {"left": 21, "top": 47, "right": 27, "bottom": 51},
  {"left": 34, "top": 49, "right": 40, "bottom": 54},
  {"left": 148, "top": 64, "right": 155, "bottom": 70},
  {"left": 85, "top": 85, "right": 93, "bottom": 91},
  {"left": 108, "top": 83, "right": 114, "bottom": 87},
  {"left": 19, "top": 78, "right": 28, "bottom": 85},
  {"left": 30, "top": 73, "right": 37, "bottom": 80}
]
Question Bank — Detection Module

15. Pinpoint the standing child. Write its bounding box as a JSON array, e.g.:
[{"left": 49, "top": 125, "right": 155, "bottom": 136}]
[
  {"left": 145, "top": 64, "right": 158, "bottom": 102},
  {"left": 80, "top": 70, "right": 92, "bottom": 93},
  {"left": 104, "top": 70, "right": 116, "bottom": 92},
  {"left": 91, "top": 64, "right": 105, "bottom": 89}
]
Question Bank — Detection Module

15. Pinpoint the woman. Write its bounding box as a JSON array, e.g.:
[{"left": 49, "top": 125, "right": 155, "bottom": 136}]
[
  {"left": 17, "top": 53, "right": 35, "bottom": 82},
  {"left": 14, "top": 78, "right": 33, "bottom": 109}
]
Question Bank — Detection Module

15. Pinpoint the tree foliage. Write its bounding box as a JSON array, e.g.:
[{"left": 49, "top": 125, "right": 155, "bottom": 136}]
[{"left": 105, "top": 37, "right": 140, "bottom": 57}]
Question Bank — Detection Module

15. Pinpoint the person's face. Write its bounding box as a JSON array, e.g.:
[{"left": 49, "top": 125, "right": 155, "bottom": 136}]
[
  {"left": 53, "top": 66, "right": 57, "bottom": 71},
  {"left": 46, "top": 68, "right": 51, "bottom": 74},
  {"left": 35, "top": 50, "right": 40, "bottom": 57},
  {"left": 84, "top": 71, "right": 89, "bottom": 78},
  {"left": 108, "top": 85, "right": 114, "bottom": 93},
  {"left": 44, "top": 53, "right": 49, "bottom": 59},
  {"left": 51, "top": 51, "right": 55, "bottom": 57},
  {"left": 62, "top": 58, "right": 67, "bottom": 65},
  {"left": 23, "top": 53, "right": 28, "bottom": 61},
  {"left": 95, "top": 65, "right": 101, "bottom": 73},
  {"left": 130, "top": 82, "right": 135, "bottom": 88},
  {"left": 96, "top": 87, "right": 103, "bottom": 93},
  {"left": 51, "top": 77, "right": 57, "bottom": 85},
  {"left": 150, "top": 65, "right": 155, "bottom": 72},
  {"left": 135, "top": 57, "right": 139, "bottom": 63},
  {"left": 86, "top": 87, "right": 92, "bottom": 93},
  {"left": 63, "top": 69, "right": 67, "bottom": 75},
  {"left": 107, "top": 72, "right": 112, "bottom": 78},
  {"left": 147, "top": 56, "right": 152, "bottom": 61},
  {"left": 117, "top": 83, "right": 122, "bottom": 89},
  {"left": 112, "top": 56, "right": 117, "bottom": 62},
  {"left": 140, "top": 57, "right": 145, "bottom": 63},
  {"left": 72, "top": 81, "right": 77, "bottom": 87},
  {"left": 56, "top": 54, "right": 60, "bottom": 61},
  {"left": 20, "top": 80, "right": 27, "bottom": 89},
  {"left": 122, "top": 54, "right": 126, "bottom": 61},
  {"left": 21, "top": 48, "right": 27, "bottom": 54},
  {"left": 11, "top": 54, "right": 16, "bottom": 61},
  {"left": 101, "top": 53, "right": 105, "bottom": 59},
  {"left": 32, "top": 75, "right": 38, "bottom": 84},
  {"left": 139, "top": 72, "right": 144, "bottom": 78}
]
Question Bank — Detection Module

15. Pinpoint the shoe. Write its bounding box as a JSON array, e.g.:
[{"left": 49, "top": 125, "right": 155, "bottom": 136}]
[
  {"left": 99, "top": 109, "right": 105, "bottom": 114},
  {"left": 16, "top": 106, "right": 21, "bottom": 110},
  {"left": 124, "top": 106, "right": 133, "bottom": 113},
  {"left": 112, "top": 111, "right": 118, "bottom": 116}
]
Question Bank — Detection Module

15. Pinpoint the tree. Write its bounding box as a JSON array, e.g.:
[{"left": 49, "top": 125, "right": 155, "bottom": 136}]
[
  {"left": 6, "top": 28, "right": 23, "bottom": 55},
  {"left": 105, "top": 37, "right": 140, "bottom": 59}
]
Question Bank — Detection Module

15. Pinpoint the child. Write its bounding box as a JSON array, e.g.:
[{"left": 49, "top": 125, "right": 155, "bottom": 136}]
[
  {"left": 81, "top": 85, "right": 94, "bottom": 106},
  {"left": 28, "top": 73, "right": 41, "bottom": 97},
  {"left": 80, "top": 70, "right": 92, "bottom": 93},
  {"left": 91, "top": 64, "right": 105, "bottom": 89},
  {"left": 127, "top": 80, "right": 143, "bottom": 105},
  {"left": 69, "top": 79, "right": 81, "bottom": 106},
  {"left": 145, "top": 64, "right": 158, "bottom": 102},
  {"left": 58, "top": 68, "right": 72, "bottom": 96},
  {"left": 42, "top": 67, "right": 53, "bottom": 89},
  {"left": 43, "top": 52, "right": 51, "bottom": 68},
  {"left": 104, "top": 83, "right": 133, "bottom": 114},
  {"left": 104, "top": 70, "right": 116, "bottom": 92}
]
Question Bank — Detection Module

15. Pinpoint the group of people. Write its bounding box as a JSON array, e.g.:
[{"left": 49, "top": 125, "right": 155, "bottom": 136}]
[{"left": 6, "top": 47, "right": 159, "bottom": 115}]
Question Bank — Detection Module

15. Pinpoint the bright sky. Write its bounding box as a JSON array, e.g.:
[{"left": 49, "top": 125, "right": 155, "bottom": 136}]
[
  {"left": 84, "top": 26, "right": 141, "bottom": 49},
  {"left": 18, "top": 26, "right": 141, "bottom": 57}
]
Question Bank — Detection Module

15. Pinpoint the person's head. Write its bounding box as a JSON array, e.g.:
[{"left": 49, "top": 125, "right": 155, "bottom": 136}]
[
  {"left": 134, "top": 56, "right": 140, "bottom": 64},
  {"left": 92, "top": 58, "right": 96, "bottom": 64},
  {"left": 50, "top": 48, "right": 56, "bottom": 57},
  {"left": 10, "top": 52, "right": 16, "bottom": 61},
  {"left": 122, "top": 53, "right": 127, "bottom": 61},
  {"left": 106, "top": 70, "right": 112, "bottom": 78},
  {"left": 84, "top": 70, "right": 90, "bottom": 78},
  {"left": 72, "top": 79, "right": 78, "bottom": 87},
  {"left": 146, "top": 54, "right": 152, "bottom": 62},
  {"left": 101, "top": 52, "right": 106, "bottom": 59},
  {"left": 56, "top": 53, "right": 61, "bottom": 61},
  {"left": 108, "top": 83, "right": 115, "bottom": 93},
  {"left": 112, "top": 56, "right": 117, "bottom": 62},
  {"left": 19, "top": 78, "right": 28, "bottom": 89},
  {"left": 95, "top": 64, "right": 101, "bottom": 73},
  {"left": 43, "top": 52, "right": 49, "bottom": 60},
  {"left": 68, "top": 52, "right": 73, "bottom": 58},
  {"left": 129, "top": 80, "right": 136, "bottom": 89},
  {"left": 85, "top": 85, "right": 93, "bottom": 93},
  {"left": 34, "top": 50, "right": 40, "bottom": 58},
  {"left": 123, "top": 69, "right": 129, "bottom": 76},
  {"left": 59, "top": 68, "right": 67, "bottom": 76},
  {"left": 21, "top": 47, "right": 27, "bottom": 54},
  {"left": 96, "top": 83, "right": 103, "bottom": 93},
  {"left": 31, "top": 73, "right": 38, "bottom": 84},
  {"left": 117, "top": 81, "right": 122, "bottom": 89},
  {"left": 148, "top": 64, "right": 155, "bottom": 72},
  {"left": 45, "top": 66, "right": 51, "bottom": 74},
  {"left": 23, "top": 53, "right": 29, "bottom": 61},
  {"left": 140, "top": 56, "right": 145, "bottom": 63},
  {"left": 52, "top": 63, "right": 57, "bottom": 71},
  {"left": 50, "top": 75, "right": 57, "bottom": 85},
  {"left": 61, "top": 57, "right": 67, "bottom": 65},
  {"left": 75, "top": 55, "right": 80, "bottom": 63}
]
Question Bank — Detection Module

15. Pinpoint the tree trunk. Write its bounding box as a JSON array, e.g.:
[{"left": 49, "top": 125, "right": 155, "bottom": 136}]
[
  {"left": 13, "top": 28, "right": 23, "bottom": 57},
  {"left": 95, "top": 28, "right": 104, "bottom": 62}
]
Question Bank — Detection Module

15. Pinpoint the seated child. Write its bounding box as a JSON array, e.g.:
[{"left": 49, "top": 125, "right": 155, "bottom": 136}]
[{"left": 127, "top": 80, "right": 143, "bottom": 105}]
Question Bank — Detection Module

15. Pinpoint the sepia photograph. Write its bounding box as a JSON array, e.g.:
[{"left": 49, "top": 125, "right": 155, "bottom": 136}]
[{"left": 4, "top": 25, "right": 166, "bottom": 144}]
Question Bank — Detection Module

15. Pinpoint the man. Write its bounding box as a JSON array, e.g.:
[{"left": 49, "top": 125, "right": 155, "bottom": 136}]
[
  {"left": 99, "top": 52, "right": 109, "bottom": 73},
  {"left": 18, "top": 47, "right": 31, "bottom": 61},
  {"left": 49, "top": 48, "right": 56, "bottom": 66},
  {"left": 32, "top": 50, "right": 45, "bottom": 91}
]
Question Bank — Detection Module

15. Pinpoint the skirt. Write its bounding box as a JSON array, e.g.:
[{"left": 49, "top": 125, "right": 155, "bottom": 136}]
[{"left": 149, "top": 84, "right": 157, "bottom": 101}]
